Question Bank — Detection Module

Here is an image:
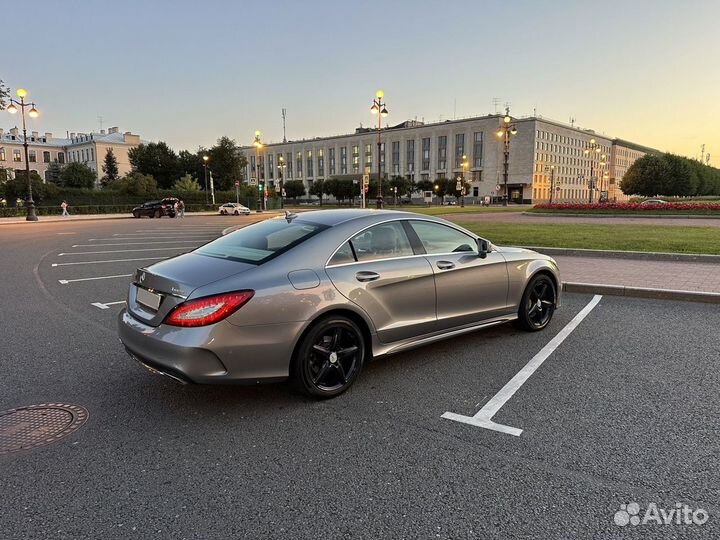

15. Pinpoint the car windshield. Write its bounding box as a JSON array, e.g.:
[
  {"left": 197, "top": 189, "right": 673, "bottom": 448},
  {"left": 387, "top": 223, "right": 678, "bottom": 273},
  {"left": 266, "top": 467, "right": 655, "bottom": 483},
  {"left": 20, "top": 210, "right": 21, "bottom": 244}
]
[{"left": 195, "top": 218, "right": 327, "bottom": 264}]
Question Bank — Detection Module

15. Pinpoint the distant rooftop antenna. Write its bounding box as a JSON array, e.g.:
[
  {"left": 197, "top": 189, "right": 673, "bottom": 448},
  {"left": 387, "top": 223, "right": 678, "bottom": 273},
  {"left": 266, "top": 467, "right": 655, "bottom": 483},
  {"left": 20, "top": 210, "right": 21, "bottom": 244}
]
[
  {"left": 700, "top": 143, "right": 706, "bottom": 163},
  {"left": 570, "top": 117, "right": 576, "bottom": 128},
  {"left": 97, "top": 115, "right": 104, "bottom": 132},
  {"left": 533, "top": 106, "right": 537, "bottom": 117},
  {"left": 492, "top": 98, "right": 501, "bottom": 114},
  {"left": 706, "top": 153, "right": 711, "bottom": 165},
  {"left": 453, "top": 98, "right": 457, "bottom": 120},
  {"left": 281, "top": 108, "right": 287, "bottom": 143}
]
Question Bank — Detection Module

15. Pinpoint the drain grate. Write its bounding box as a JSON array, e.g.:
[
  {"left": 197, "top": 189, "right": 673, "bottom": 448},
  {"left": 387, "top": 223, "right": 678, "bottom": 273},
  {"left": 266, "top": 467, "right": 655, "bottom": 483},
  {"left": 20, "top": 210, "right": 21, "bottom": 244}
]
[{"left": 0, "top": 403, "right": 88, "bottom": 454}]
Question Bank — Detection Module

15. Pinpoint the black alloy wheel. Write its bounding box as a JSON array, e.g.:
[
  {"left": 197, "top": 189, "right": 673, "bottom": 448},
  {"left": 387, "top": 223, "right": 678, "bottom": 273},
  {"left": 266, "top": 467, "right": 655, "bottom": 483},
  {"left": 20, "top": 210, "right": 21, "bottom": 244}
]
[
  {"left": 293, "top": 316, "right": 365, "bottom": 398},
  {"left": 518, "top": 274, "right": 556, "bottom": 331}
]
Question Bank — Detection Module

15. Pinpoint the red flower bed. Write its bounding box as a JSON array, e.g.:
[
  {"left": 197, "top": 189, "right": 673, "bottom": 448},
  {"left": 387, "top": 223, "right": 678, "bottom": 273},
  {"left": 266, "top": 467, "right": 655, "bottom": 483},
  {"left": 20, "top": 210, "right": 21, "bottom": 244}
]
[{"left": 534, "top": 202, "right": 720, "bottom": 212}]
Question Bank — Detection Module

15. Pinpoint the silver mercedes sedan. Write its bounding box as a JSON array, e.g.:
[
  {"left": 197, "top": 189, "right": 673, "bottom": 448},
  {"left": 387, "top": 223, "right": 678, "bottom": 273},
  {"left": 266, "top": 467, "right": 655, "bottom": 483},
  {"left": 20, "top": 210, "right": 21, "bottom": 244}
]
[{"left": 118, "top": 209, "right": 561, "bottom": 398}]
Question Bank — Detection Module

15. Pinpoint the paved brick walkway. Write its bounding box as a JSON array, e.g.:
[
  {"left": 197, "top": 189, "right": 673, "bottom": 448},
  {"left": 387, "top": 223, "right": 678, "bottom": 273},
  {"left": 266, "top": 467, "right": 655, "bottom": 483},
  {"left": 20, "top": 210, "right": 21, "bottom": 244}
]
[{"left": 554, "top": 255, "right": 720, "bottom": 293}]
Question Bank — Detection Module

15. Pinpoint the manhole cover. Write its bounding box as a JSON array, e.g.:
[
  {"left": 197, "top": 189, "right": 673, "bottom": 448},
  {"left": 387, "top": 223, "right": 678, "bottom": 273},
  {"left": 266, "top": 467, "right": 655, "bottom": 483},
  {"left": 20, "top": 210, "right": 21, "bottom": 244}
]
[{"left": 0, "top": 403, "right": 88, "bottom": 454}]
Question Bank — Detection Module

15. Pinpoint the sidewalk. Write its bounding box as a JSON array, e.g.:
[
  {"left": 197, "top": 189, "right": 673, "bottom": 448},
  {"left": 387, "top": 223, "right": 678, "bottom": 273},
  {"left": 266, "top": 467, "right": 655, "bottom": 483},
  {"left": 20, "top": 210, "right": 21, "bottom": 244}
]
[{"left": 0, "top": 211, "right": 218, "bottom": 225}]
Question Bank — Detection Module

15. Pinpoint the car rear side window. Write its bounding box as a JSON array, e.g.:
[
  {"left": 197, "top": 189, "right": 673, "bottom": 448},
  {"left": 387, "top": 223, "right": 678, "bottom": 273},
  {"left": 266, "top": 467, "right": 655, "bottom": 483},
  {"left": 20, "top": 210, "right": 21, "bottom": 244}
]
[
  {"left": 195, "top": 218, "right": 327, "bottom": 264},
  {"left": 350, "top": 221, "right": 414, "bottom": 262},
  {"left": 328, "top": 242, "right": 356, "bottom": 266}
]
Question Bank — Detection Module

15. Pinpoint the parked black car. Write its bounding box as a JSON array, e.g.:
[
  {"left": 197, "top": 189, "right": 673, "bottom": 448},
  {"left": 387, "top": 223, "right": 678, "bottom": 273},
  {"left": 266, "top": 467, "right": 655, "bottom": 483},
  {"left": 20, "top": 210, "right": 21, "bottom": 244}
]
[{"left": 132, "top": 198, "right": 179, "bottom": 218}]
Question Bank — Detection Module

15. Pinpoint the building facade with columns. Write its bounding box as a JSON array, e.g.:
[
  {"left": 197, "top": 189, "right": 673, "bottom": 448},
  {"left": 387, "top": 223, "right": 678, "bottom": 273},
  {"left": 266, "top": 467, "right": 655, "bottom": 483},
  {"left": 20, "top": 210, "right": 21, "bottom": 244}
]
[
  {"left": 240, "top": 114, "right": 659, "bottom": 203},
  {"left": 0, "top": 126, "right": 141, "bottom": 185}
]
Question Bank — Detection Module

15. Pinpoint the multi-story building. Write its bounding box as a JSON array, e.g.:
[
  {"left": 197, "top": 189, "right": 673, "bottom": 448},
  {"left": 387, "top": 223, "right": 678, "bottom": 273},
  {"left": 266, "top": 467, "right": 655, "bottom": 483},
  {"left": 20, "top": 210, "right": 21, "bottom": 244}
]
[
  {"left": 0, "top": 126, "right": 141, "bottom": 185},
  {"left": 240, "top": 114, "right": 659, "bottom": 203}
]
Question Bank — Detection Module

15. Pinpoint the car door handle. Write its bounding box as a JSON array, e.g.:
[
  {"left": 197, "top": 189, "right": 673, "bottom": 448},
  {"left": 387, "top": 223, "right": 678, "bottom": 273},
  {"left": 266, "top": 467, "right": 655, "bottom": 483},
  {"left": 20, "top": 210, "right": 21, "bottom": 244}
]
[
  {"left": 436, "top": 261, "right": 456, "bottom": 270},
  {"left": 355, "top": 271, "right": 380, "bottom": 282}
]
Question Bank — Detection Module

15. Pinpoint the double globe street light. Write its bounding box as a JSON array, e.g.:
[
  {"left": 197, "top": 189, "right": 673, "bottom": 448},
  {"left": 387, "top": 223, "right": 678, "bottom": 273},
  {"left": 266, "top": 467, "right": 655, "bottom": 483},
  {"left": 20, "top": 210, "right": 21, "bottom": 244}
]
[
  {"left": 496, "top": 108, "right": 517, "bottom": 206},
  {"left": 6, "top": 88, "right": 40, "bottom": 221},
  {"left": 370, "top": 90, "right": 389, "bottom": 209}
]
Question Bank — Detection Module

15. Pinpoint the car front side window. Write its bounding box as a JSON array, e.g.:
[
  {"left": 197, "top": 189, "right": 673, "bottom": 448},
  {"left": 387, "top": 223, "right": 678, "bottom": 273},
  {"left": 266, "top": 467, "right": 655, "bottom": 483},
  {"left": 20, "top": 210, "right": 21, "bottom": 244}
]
[{"left": 408, "top": 220, "right": 477, "bottom": 255}]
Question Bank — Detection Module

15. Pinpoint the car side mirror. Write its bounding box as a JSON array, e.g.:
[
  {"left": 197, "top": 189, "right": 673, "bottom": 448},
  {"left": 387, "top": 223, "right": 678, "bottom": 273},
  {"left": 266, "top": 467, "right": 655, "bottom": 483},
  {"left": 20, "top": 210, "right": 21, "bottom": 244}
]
[{"left": 477, "top": 238, "right": 489, "bottom": 259}]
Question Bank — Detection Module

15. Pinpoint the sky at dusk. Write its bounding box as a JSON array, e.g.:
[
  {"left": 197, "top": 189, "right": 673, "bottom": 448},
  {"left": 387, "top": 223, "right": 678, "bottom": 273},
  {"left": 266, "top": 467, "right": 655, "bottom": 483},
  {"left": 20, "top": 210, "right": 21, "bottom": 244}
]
[{"left": 3, "top": 0, "right": 718, "bottom": 163}]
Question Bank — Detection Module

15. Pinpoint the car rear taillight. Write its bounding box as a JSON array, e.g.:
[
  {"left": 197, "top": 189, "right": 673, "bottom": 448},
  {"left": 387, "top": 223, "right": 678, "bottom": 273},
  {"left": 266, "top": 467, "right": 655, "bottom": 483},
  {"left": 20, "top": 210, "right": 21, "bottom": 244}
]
[{"left": 164, "top": 290, "right": 254, "bottom": 327}]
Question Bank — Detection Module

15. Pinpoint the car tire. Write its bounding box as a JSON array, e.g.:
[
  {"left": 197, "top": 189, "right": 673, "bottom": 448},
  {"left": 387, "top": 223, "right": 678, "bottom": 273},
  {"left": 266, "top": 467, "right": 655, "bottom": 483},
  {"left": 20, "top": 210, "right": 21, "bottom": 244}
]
[
  {"left": 132, "top": 211, "right": 140, "bottom": 218},
  {"left": 292, "top": 316, "right": 366, "bottom": 399},
  {"left": 153, "top": 210, "right": 161, "bottom": 218},
  {"left": 517, "top": 273, "right": 556, "bottom": 332},
  {"left": 234, "top": 210, "right": 239, "bottom": 215},
  {"left": 220, "top": 210, "right": 226, "bottom": 215}
]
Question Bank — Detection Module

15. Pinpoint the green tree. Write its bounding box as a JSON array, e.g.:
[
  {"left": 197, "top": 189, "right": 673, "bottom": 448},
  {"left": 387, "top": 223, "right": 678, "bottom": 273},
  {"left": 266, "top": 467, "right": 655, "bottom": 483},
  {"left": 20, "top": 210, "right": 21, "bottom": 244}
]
[
  {"left": 0, "top": 80, "right": 9, "bottom": 110},
  {"left": 415, "top": 179, "right": 434, "bottom": 193},
  {"left": 128, "top": 142, "right": 181, "bottom": 189},
  {"left": 101, "top": 148, "right": 120, "bottom": 186},
  {"left": 283, "top": 180, "right": 306, "bottom": 200},
  {"left": 433, "top": 177, "right": 452, "bottom": 203},
  {"left": 173, "top": 174, "right": 201, "bottom": 192},
  {"left": 309, "top": 179, "right": 325, "bottom": 205},
  {"left": 115, "top": 172, "right": 158, "bottom": 196},
  {"left": 389, "top": 175, "right": 416, "bottom": 198},
  {"left": 6, "top": 170, "right": 46, "bottom": 203},
  {"left": 207, "top": 137, "right": 247, "bottom": 191},
  {"left": 179, "top": 149, "right": 206, "bottom": 185},
  {"left": 620, "top": 155, "right": 671, "bottom": 196},
  {"left": 46, "top": 161, "right": 63, "bottom": 185},
  {"left": 61, "top": 162, "right": 97, "bottom": 188}
]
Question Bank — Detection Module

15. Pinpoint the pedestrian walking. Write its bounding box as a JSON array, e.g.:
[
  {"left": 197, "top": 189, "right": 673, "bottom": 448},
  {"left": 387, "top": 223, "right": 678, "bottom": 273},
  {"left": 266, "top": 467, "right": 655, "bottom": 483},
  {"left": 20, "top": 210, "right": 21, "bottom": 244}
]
[
  {"left": 177, "top": 199, "right": 185, "bottom": 218},
  {"left": 60, "top": 200, "right": 69, "bottom": 216}
]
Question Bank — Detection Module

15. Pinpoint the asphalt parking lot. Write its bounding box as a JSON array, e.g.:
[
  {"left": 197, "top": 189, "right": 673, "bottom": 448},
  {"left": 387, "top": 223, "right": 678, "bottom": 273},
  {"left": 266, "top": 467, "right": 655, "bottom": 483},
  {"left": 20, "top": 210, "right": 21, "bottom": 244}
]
[{"left": 1, "top": 215, "right": 718, "bottom": 539}]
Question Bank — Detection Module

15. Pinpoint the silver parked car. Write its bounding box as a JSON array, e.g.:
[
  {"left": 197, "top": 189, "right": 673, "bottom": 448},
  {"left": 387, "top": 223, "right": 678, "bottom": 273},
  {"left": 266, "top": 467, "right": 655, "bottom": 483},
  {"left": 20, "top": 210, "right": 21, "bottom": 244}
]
[
  {"left": 118, "top": 210, "right": 561, "bottom": 398},
  {"left": 219, "top": 202, "right": 251, "bottom": 215}
]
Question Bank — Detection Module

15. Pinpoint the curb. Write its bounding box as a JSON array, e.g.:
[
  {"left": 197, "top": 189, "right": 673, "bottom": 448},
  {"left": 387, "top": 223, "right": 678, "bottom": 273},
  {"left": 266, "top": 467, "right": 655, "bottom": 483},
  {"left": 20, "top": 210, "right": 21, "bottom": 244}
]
[
  {"left": 562, "top": 282, "right": 720, "bottom": 304},
  {"left": 523, "top": 212, "right": 720, "bottom": 219},
  {"left": 519, "top": 246, "right": 720, "bottom": 263}
]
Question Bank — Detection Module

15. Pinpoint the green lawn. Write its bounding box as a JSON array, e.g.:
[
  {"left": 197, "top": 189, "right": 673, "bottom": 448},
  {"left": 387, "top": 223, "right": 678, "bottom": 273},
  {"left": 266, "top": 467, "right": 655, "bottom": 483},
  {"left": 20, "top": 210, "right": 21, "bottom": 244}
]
[
  {"left": 528, "top": 208, "right": 720, "bottom": 216},
  {"left": 457, "top": 221, "right": 720, "bottom": 254},
  {"left": 407, "top": 205, "right": 528, "bottom": 215}
]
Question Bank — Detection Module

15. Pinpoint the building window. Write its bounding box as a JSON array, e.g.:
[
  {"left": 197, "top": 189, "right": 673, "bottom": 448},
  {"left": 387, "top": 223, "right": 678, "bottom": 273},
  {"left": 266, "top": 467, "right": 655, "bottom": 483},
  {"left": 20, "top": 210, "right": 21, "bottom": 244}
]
[
  {"left": 364, "top": 143, "right": 372, "bottom": 171},
  {"left": 90, "top": 148, "right": 94, "bottom": 162},
  {"left": 268, "top": 154, "right": 274, "bottom": 179},
  {"left": 406, "top": 139, "right": 415, "bottom": 173},
  {"left": 352, "top": 145, "right": 359, "bottom": 173},
  {"left": 340, "top": 147, "right": 347, "bottom": 174},
  {"left": 29, "top": 150, "right": 37, "bottom": 163},
  {"left": 328, "top": 147, "right": 336, "bottom": 175},
  {"left": 391, "top": 141, "right": 400, "bottom": 175},
  {"left": 473, "top": 186, "right": 479, "bottom": 197},
  {"left": 43, "top": 151, "right": 51, "bottom": 163},
  {"left": 472, "top": 170, "right": 482, "bottom": 182},
  {"left": 286, "top": 152, "right": 293, "bottom": 178},
  {"left": 13, "top": 149, "right": 22, "bottom": 162},
  {"left": 454, "top": 133, "right": 465, "bottom": 168},
  {"left": 473, "top": 132, "right": 483, "bottom": 168},
  {"left": 379, "top": 142, "right": 385, "bottom": 174},
  {"left": 318, "top": 149, "right": 324, "bottom": 177},
  {"left": 421, "top": 138, "right": 430, "bottom": 171},
  {"left": 296, "top": 151, "right": 303, "bottom": 178},
  {"left": 0, "top": 148, "right": 5, "bottom": 161},
  {"left": 437, "top": 135, "right": 447, "bottom": 170},
  {"left": 306, "top": 150, "right": 313, "bottom": 177}
]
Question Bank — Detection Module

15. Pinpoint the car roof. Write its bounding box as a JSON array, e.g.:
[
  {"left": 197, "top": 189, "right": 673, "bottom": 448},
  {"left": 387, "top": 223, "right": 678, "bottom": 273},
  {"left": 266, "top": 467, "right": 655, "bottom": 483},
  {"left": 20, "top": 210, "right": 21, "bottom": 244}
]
[{"left": 294, "top": 209, "right": 444, "bottom": 227}]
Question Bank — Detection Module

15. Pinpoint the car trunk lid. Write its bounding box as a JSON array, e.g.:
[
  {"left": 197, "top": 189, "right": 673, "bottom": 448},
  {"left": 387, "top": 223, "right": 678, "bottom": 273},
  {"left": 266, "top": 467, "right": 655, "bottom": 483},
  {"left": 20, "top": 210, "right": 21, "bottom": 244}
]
[{"left": 127, "top": 252, "right": 255, "bottom": 326}]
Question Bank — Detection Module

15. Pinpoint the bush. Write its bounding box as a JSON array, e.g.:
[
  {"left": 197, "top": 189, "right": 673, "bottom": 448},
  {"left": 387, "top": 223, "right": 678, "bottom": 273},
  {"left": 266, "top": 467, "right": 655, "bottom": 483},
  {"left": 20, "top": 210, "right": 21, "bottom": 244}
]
[{"left": 61, "top": 162, "right": 96, "bottom": 189}]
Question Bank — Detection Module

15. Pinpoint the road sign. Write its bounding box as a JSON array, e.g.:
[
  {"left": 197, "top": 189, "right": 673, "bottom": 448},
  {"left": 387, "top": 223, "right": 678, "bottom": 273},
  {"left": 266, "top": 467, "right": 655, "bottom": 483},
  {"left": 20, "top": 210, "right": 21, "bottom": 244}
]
[
  {"left": 250, "top": 177, "right": 257, "bottom": 186},
  {"left": 235, "top": 181, "right": 240, "bottom": 187},
  {"left": 362, "top": 174, "right": 369, "bottom": 186},
  {"left": 496, "top": 184, "right": 501, "bottom": 191}
]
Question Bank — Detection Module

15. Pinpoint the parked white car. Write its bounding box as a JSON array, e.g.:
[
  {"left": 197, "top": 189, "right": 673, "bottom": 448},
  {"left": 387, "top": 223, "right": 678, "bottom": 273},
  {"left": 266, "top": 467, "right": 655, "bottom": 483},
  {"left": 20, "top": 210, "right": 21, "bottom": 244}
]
[{"left": 219, "top": 202, "right": 251, "bottom": 215}]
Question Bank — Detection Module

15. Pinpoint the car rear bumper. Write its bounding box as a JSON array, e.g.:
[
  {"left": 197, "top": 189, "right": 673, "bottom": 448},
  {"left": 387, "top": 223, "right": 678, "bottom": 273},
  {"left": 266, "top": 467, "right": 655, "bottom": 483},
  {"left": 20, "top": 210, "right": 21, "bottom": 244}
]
[{"left": 118, "top": 309, "right": 304, "bottom": 384}]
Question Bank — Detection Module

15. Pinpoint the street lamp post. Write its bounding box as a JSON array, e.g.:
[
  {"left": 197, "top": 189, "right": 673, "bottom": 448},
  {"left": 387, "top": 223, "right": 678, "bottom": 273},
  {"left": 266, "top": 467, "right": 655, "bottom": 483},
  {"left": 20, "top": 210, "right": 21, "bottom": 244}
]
[
  {"left": 6, "top": 88, "right": 40, "bottom": 221},
  {"left": 496, "top": 108, "right": 518, "bottom": 206},
  {"left": 277, "top": 155, "right": 286, "bottom": 209},
  {"left": 202, "top": 155, "right": 209, "bottom": 205},
  {"left": 393, "top": 186, "right": 398, "bottom": 206},
  {"left": 253, "top": 131, "right": 264, "bottom": 212},
  {"left": 584, "top": 139, "right": 606, "bottom": 203},
  {"left": 460, "top": 154, "right": 469, "bottom": 207},
  {"left": 544, "top": 165, "right": 556, "bottom": 204},
  {"left": 370, "top": 90, "right": 389, "bottom": 209}
]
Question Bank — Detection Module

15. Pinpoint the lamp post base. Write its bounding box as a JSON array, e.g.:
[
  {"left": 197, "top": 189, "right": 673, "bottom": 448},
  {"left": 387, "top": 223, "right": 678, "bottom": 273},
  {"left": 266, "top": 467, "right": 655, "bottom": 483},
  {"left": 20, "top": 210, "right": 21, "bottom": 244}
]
[{"left": 26, "top": 199, "right": 38, "bottom": 222}]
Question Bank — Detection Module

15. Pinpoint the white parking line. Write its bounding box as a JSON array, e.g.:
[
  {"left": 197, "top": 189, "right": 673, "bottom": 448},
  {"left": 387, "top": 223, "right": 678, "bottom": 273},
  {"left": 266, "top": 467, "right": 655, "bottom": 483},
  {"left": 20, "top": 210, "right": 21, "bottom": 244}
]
[
  {"left": 58, "top": 274, "right": 133, "bottom": 284},
  {"left": 94, "top": 235, "right": 215, "bottom": 240},
  {"left": 442, "top": 295, "right": 603, "bottom": 437},
  {"left": 52, "top": 256, "right": 168, "bottom": 267},
  {"left": 91, "top": 300, "right": 126, "bottom": 310},
  {"left": 73, "top": 240, "right": 204, "bottom": 247},
  {"left": 58, "top": 247, "right": 196, "bottom": 255}
]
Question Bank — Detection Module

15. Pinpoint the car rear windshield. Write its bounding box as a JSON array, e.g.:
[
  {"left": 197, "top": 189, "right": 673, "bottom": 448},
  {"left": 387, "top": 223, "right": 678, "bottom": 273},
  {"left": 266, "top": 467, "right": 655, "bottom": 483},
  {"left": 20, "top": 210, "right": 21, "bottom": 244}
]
[{"left": 194, "top": 218, "right": 328, "bottom": 264}]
